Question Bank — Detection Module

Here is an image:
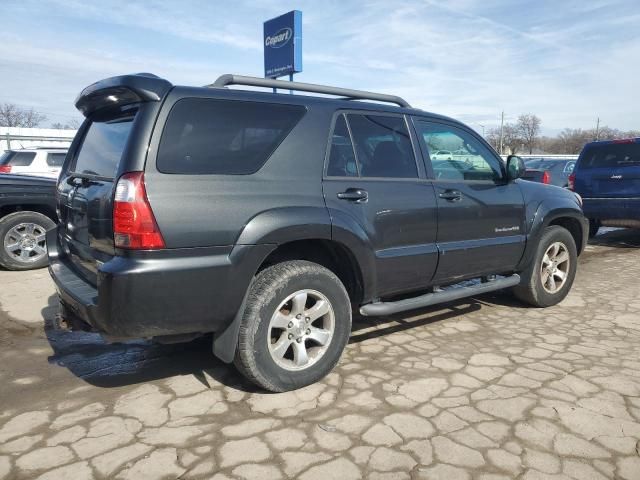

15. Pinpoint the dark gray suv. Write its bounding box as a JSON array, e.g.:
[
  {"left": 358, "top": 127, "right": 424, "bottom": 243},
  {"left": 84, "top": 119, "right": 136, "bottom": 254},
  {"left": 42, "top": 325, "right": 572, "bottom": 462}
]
[{"left": 48, "top": 73, "right": 588, "bottom": 391}]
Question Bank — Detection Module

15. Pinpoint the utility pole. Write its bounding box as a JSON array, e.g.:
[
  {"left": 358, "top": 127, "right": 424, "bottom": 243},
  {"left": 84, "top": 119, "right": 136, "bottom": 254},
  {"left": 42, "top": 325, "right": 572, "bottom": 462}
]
[
  {"left": 595, "top": 117, "right": 600, "bottom": 141},
  {"left": 499, "top": 111, "right": 505, "bottom": 155}
]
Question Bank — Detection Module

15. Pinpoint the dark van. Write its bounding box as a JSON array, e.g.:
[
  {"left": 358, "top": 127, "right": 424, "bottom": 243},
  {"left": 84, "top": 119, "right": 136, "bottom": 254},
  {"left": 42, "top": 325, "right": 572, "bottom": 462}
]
[{"left": 571, "top": 138, "right": 640, "bottom": 236}]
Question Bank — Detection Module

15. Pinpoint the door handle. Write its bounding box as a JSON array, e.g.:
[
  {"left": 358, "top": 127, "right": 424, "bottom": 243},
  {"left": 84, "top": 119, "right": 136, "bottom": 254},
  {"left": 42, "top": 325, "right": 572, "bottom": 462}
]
[
  {"left": 337, "top": 188, "right": 368, "bottom": 203},
  {"left": 439, "top": 190, "right": 462, "bottom": 202}
]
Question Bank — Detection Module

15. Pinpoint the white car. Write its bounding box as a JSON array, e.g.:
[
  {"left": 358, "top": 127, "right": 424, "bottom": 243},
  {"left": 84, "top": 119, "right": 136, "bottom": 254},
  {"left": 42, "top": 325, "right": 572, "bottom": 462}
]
[
  {"left": 432, "top": 150, "right": 453, "bottom": 160},
  {"left": 0, "top": 148, "right": 67, "bottom": 178}
]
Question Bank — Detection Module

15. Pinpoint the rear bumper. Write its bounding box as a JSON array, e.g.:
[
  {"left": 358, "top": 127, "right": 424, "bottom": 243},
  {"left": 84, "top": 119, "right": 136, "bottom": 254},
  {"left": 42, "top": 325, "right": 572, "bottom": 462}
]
[
  {"left": 47, "top": 228, "right": 273, "bottom": 338},
  {"left": 583, "top": 197, "right": 640, "bottom": 223}
]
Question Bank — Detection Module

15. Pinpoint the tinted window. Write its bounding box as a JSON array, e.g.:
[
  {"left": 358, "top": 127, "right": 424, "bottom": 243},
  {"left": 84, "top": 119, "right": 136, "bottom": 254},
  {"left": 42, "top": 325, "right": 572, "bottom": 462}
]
[
  {"left": 73, "top": 116, "right": 134, "bottom": 177},
  {"left": 416, "top": 122, "right": 502, "bottom": 181},
  {"left": 347, "top": 114, "right": 417, "bottom": 178},
  {"left": 579, "top": 143, "right": 640, "bottom": 169},
  {"left": 525, "top": 159, "right": 575, "bottom": 175},
  {"left": 46, "top": 152, "right": 66, "bottom": 167},
  {"left": 157, "top": 99, "right": 306, "bottom": 175},
  {"left": 327, "top": 115, "right": 357, "bottom": 177},
  {"left": 0, "top": 151, "right": 36, "bottom": 166}
]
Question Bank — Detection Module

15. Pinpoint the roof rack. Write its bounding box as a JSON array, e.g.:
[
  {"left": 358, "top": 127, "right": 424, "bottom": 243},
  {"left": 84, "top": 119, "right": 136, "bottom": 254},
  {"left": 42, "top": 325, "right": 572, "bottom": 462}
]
[{"left": 207, "top": 74, "right": 411, "bottom": 108}]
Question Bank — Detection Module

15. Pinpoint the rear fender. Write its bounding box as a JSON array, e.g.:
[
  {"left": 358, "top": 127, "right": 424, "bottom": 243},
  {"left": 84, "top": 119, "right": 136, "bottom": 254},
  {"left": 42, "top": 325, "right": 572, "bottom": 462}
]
[{"left": 213, "top": 206, "right": 376, "bottom": 362}]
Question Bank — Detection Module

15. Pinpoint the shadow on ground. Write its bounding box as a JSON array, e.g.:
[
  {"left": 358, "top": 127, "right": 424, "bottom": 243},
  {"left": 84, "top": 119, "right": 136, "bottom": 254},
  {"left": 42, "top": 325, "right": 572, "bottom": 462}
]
[
  {"left": 42, "top": 290, "right": 507, "bottom": 392},
  {"left": 42, "top": 293, "right": 260, "bottom": 392},
  {"left": 589, "top": 227, "right": 640, "bottom": 248}
]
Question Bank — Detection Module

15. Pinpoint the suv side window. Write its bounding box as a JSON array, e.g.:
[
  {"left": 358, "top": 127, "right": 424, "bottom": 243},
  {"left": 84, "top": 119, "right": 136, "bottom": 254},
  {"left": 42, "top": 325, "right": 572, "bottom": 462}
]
[
  {"left": 157, "top": 98, "right": 306, "bottom": 175},
  {"left": 347, "top": 114, "right": 417, "bottom": 178},
  {"left": 416, "top": 122, "right": 503, "bottom": 182},
  {"left": 46, "top": 153, "right": 66, "bottom": 167},
  {"left": 327, "top": 114, "right": 358, "bottom": 177}
]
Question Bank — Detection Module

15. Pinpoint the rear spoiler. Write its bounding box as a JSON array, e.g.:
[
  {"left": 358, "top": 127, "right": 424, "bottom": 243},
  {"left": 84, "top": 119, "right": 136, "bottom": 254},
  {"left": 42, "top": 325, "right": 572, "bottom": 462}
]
[{"left": 75, "top": 73, "right": 173, "bottom": 117}]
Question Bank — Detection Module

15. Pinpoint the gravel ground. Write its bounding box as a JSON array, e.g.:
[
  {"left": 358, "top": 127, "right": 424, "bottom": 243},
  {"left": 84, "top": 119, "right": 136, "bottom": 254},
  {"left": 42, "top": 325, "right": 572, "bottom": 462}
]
[{"left": 0, "top": 229, "right": 639, "bottom": 480}]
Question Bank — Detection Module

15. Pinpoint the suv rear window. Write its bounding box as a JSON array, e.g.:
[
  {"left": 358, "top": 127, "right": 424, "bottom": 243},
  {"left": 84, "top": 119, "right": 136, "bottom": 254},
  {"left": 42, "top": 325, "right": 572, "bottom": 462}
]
[
  {"left": 73, "top": 116, "right": 135, "bottom": 177},
  {"left": 0, "top": 151, "right": 36, "bottom": 166},
  {"left": 580, "top": 143, "right": 640, "bottom": 169},
  {"left": 157, "top": 98, "right": 306, "bottom": 175}
]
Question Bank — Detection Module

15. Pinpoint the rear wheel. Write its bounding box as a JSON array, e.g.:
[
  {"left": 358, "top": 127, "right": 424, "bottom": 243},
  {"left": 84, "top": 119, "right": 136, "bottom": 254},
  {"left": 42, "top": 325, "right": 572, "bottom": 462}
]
[
  {"left": 588, "top": 219, "right": 600, "bottom": 238},
  {"left": 234, "top": 260, "right": 351, "bottom": 392},
  {"left": 513, "top": 226, "right": 577, "bottom": 307},
  {"left": 0, "top": 211, "right": 55, "bottom": 271}
]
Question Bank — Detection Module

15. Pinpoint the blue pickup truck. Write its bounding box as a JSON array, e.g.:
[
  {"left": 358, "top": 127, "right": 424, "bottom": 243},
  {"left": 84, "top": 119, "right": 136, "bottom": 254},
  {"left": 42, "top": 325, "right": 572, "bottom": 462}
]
[{"left": 571, "top": 138, "right": 640, "bottom": 237}]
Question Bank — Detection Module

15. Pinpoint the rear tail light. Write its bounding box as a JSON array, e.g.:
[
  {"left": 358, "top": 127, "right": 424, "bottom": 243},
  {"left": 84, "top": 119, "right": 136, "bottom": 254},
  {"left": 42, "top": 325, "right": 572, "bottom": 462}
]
[
  {"left": 0, "top": 165, "right": 12, "bottom": 173},
  {"left": 113, "top": 172, "right": 165, "bottom": 249},
  {"left": 542, "top": 171, "right": 551, "bottom": 184},
  {"left": 568, "top": 173, "right": 576, "bottom": 191}
]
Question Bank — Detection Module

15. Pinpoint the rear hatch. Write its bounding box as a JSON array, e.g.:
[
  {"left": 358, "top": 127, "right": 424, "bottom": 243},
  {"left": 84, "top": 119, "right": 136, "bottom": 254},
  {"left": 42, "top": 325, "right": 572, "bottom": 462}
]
[
  {"left": 575, "top": 139, "right": 640, "bottom": 198},
  {"left": 55, "top": 73, "right": 172, "bottom": 286},
  {"left": 57, "top": 113, "right": 137, "bottom": 285}
]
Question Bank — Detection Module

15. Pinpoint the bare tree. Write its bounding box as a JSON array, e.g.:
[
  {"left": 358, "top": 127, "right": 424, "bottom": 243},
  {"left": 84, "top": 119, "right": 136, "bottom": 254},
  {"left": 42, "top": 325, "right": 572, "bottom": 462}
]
[
  {"left": 0, "top": 103, "right": 47, "bottom": 128},
  {"left": 487, "top": 124, "right": 522, "bottom": 154},
  {"left": 516, "top": 114, "right": 541, "bottom": 154},
  {"left": 51, "top": 119, "right": 81, "bottom": 129}
]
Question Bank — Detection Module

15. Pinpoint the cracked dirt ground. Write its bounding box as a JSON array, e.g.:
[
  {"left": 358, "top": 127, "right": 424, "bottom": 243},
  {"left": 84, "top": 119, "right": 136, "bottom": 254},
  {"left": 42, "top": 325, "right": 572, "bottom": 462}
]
[{"left": 1, "top": 229, "right": 640, "bottom": 480}]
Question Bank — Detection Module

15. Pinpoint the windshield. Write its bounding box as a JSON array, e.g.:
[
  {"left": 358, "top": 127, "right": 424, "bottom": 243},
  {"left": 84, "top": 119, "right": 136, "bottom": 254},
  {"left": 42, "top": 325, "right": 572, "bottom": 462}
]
[
  {"left": 72, "top": 115, "right": 135, "bottom": 177},
  {"left": 580, "top": 143, "right": 640, "bottom": 169}
]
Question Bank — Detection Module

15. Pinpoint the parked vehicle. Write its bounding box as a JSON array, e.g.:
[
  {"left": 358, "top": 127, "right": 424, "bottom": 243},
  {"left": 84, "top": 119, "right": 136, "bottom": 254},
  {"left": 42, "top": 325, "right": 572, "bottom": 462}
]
[
  {"left": 432, "top": 150, "right": 452, "bottom": 160},
  {"left": 48, "top": 73, "right": 588, "bottom": 391},
  {"left": 0, "top": 147, "right": 67, "bottom": 178},
  {"left": 522, "top": 157, "right": 576, "bottom": 188},
  {"left": 0, "top": 174, "right": 57, "bottom": 270},
  {"left": 570, "top": 138, "right": 640, "bottom": 237}
]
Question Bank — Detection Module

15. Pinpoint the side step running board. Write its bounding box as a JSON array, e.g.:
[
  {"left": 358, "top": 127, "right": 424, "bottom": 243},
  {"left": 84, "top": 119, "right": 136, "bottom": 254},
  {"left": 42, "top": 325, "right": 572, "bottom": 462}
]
[{"left": 359, "top": 274, "right": 520, "bottom": 317}]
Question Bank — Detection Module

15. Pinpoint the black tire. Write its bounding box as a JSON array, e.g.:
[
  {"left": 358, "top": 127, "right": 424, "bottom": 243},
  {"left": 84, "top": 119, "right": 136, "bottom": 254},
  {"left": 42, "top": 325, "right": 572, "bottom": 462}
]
[
  {"left": 0, "top": 211, "right": 55, "bottom": 271},
  {"left": 234, "top": 260, "right": 351, "bottom": 392},
  {"left": 588, "top": 219, "right": 600, "bottom": 238},
  {"left": 513, "top": 226, "right": 578, "bottom": 308}
]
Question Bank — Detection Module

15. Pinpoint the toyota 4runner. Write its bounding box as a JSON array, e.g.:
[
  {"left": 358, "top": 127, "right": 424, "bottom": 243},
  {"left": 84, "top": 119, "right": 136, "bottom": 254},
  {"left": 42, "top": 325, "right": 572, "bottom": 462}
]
[{"left": 48, "top": 73, "right": 588, "bottom": 391}]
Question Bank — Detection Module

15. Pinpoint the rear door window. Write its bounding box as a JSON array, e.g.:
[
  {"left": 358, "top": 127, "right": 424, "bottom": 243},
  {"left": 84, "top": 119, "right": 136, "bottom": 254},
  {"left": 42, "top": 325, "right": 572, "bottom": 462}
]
[
  {"left": 579, "top": 143, "right": 640, "bottom": 169},
  {"left": 46, "top": 152, "right": 66, "bottom": 167},
  {"left": 346, "top": 113, "right": 417, "bottom": 178},
  {"left": 0, "top": 151, "right": 36, "bottom": 166},
  {"left": 157, "top": 98, "right": 306, "bottom": 175},
  {"left": 73, "top": 116, "right": 135, "bottom": 177}
]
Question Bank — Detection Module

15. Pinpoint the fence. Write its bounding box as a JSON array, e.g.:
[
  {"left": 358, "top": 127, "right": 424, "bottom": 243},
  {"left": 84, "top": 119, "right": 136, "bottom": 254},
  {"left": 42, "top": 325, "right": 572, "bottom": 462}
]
[{"left": 1, "top": 127, "right": 77, "bottom": 151}]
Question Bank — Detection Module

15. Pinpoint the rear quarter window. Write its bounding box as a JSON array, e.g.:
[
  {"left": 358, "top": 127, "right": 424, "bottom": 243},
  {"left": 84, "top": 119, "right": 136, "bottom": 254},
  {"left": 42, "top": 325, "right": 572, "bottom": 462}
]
[
  {"left": 157, "top": 98, "right": 306, "bottom": 175},
  {"left": 0, "top": 151, "right": 36, "bottom": 166}
]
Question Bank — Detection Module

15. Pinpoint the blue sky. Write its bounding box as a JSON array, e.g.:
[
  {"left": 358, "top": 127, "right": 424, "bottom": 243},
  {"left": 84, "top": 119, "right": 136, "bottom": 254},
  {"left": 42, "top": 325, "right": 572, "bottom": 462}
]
[{"left": 1, "top": 0, "right": 638, "bottom": 134}]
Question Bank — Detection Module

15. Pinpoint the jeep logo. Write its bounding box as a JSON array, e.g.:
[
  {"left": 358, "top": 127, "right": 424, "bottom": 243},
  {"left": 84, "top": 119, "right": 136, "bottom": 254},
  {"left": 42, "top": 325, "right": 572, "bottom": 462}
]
[
  {"left": 611, "top": 174, "right": 623, "bottom": 180},
  {"left": 265, "top": 28, "right": 292, "bottom": 48}
]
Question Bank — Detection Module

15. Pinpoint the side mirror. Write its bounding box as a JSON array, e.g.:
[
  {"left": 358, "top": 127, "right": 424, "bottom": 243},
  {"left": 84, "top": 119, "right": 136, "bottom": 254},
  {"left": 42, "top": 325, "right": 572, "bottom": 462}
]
[{"left": 506, "top": 155, "right": 526, "bottom": 181}]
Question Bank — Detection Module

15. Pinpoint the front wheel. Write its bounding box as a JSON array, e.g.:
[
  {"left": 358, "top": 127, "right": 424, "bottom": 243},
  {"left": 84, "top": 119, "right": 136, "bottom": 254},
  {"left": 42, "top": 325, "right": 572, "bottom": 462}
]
[
  {"left": 234, "top": 260, "right": 352, "bottom": 392},
  {"left": 513, "top": 226, "right": 578, "bottom": 307}
]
